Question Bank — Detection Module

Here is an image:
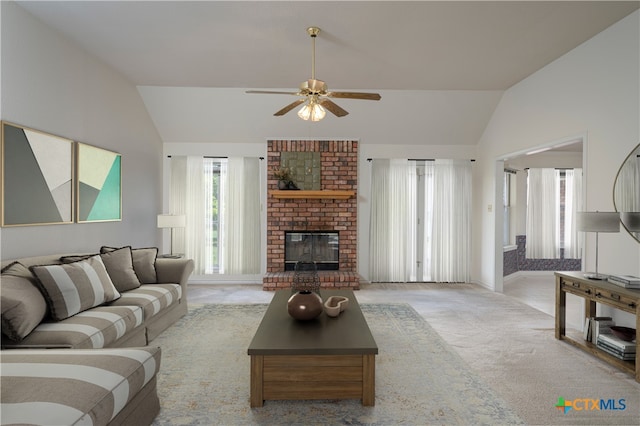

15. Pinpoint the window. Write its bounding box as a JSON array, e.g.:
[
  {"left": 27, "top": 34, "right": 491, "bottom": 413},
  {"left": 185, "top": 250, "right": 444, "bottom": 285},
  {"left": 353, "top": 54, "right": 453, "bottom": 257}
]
[
  {"left": 204, "top": 159, "right": 222, "bottom": 273},
  {"left": 170, "top": 156, "right": 261, "bottom": 275},
  {"left": 503, "top": 171, "right": 515, "bottom": 246},
  {"left": 369, "top": 159, "right": 471, "bottom": 283},
  {"left": 525, "top": 168, "right": 581, "bottom": 259}
]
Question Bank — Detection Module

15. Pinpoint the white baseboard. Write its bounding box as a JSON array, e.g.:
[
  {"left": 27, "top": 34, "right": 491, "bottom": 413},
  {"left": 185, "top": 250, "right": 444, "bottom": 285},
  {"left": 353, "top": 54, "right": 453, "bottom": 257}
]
[
  {"left": 188, "top": 274, "right": 263, "bottom": 285},
  {"left": 470, "top": 279, "right": 494, "bottom": 291},
  {"left": 503, "top": 270, "right": 557, "bottom": 284}
]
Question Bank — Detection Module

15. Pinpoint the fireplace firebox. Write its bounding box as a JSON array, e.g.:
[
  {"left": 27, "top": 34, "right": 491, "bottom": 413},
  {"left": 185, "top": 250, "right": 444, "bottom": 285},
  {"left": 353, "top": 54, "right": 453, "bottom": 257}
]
[{"left": 285, "top": 231, "right": 339, "bottom": 271}]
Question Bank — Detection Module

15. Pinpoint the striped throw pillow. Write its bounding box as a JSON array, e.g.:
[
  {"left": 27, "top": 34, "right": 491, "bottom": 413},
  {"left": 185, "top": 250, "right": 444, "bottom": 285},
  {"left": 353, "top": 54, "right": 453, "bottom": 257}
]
[{"left": 30, "top": 255, "right": 121, "bottom": 320}]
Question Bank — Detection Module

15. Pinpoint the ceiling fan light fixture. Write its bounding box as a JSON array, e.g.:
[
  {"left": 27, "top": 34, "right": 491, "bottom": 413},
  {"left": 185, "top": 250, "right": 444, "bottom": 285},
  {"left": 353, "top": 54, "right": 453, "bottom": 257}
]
[
  {"left": 247, "top": 26, "right": 380, "bottom": 119},
  {"left": 297, "top": 99, "right": 326, "bottom": 121}
]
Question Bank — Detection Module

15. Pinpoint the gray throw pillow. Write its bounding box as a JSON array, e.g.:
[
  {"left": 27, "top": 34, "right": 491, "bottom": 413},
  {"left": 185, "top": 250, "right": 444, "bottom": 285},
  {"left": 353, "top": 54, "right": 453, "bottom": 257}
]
[
  {"left": 31, "top": 255, "right": 121, "bottom": 320},
  {"left": 98, "top": 246, "right": 142, "bottom": 291},
  {"left": 1, "top": 262, "right": 48, "bottom": 341},
  {"left": 101, "top": 246, "right": 158, "bottom": 284},
  {"left": 61, "top": 247, "right": 142, "bottom": 292},
  {"left": 59, "top": 254, "right": 94, "bottom": 263}
]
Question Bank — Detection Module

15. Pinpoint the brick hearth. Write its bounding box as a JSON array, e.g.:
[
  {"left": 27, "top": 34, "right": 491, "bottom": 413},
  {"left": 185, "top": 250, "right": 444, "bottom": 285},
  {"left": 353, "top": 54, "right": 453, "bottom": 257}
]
[{"left": 264, "top": 140, "right": 359, "bottom": 290}]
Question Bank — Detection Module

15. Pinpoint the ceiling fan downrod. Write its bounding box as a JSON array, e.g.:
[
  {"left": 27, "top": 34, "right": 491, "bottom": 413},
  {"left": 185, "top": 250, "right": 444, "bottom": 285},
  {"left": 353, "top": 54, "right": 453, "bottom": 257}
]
[{"left": 307, "top": 27, "right": 320, "bottom": 81}]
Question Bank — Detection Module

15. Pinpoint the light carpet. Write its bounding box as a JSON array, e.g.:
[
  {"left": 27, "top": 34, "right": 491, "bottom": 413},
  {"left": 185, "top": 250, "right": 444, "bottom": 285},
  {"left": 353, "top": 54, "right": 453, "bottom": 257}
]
[
  {"left": 151, "top": 303, "right": 523, "bottom": 425},
  {"left": 397, "top": 283, "right": 640, "bottom": 425}
]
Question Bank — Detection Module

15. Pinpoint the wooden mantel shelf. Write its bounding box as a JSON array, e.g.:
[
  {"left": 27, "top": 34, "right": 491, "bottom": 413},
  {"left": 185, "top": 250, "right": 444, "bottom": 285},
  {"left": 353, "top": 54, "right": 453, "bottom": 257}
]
[{"left": 270, "top": 190, "right": 355, "bottom": 200}]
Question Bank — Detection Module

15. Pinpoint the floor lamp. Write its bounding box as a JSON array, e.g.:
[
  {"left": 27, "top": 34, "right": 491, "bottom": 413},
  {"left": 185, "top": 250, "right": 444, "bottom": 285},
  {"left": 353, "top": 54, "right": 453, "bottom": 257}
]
[
  {"left": 576, "top": 212, "right": 620, "bottom": 280},
  {"left": 157, "top": 214, "right": 186, "bottom": 258}
]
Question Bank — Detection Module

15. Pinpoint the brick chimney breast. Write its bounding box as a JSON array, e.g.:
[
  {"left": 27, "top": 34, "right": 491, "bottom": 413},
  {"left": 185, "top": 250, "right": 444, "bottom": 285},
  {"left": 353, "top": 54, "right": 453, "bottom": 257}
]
[{"left": 264, "top": 140, "right": 359, "bottom": 290}]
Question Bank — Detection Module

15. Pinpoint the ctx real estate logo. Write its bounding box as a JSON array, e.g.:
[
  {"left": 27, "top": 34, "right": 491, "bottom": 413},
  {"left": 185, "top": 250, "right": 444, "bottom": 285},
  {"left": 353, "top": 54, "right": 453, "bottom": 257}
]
[{"left": 555, "top": 397, "right": 627, "bottom": 414}]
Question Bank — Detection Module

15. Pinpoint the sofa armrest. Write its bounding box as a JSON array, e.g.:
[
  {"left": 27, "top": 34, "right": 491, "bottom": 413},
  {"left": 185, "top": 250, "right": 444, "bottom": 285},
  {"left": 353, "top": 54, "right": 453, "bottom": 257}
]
[{"left": 154, "top": 258, "right": 194, "bottom": 291}]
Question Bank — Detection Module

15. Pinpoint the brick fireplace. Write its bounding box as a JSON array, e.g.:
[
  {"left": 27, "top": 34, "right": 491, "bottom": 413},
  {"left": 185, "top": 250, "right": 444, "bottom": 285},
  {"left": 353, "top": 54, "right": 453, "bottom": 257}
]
[{"left": 263, "top": 140, "right": 360, "bottom": 290}]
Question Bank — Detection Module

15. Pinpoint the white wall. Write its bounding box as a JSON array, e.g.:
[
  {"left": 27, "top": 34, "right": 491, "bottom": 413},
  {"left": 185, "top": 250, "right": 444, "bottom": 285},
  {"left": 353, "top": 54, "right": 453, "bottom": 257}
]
[
  {"left": 0, "top": 2, "right": 163, "bottom": 259},
  {"left": 474, "top": 10, "right": 640, "bottom": 290},
  {"left": 138, "top": 87, "right": 503, "bottom": 147}
]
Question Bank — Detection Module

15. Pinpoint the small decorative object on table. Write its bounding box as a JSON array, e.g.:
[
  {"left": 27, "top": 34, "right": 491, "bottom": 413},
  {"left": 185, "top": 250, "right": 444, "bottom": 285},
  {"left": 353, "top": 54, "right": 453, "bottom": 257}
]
[
  {"left": 288, "top": 290, "right": 323, "bottom": 320},
  {"left": 287, "top": 260, "right": 322, "bottom": 320},
  {"left": 274, "top": 167, "right": 299, "bottom": 190},
  {"left": 324, "top": 296, "right": 349, "bottom": 317},
  {"left": 610, "top": 326, "right": 636, "bottom": 342}
]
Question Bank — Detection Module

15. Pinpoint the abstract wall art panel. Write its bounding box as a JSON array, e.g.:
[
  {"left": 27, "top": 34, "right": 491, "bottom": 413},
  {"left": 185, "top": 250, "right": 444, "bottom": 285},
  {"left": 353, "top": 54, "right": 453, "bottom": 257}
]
[
  {"left": 77, "top": 142, "right": 122, "bottom": 222},
  {"left": 1, "top": 121, "right": 74, "bottom": 226}
]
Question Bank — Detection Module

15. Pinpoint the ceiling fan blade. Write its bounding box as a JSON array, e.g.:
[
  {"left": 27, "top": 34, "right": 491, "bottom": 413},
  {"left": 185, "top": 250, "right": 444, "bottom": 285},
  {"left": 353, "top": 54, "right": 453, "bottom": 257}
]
[
  {"left": 274, "top": 99, "right": 306, "bottom": 116},
  {"left": 327, "top": 91, "right": 381, "bottom": 101},
  {"left": 319, "top": 99, "right": 349, "bottom": 117},
  {"left": 246, "top": 90, "right": 299, "bottom": 96}
]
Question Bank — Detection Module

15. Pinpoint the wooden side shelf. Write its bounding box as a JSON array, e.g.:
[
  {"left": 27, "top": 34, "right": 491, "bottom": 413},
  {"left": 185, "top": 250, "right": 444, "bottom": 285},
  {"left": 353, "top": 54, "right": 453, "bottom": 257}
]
[
  {"left": 270, "top": 190, "right": 355, "bottom": 200},
  {"left": 555, "top": 272, "right": 640, "bottom": 382}
]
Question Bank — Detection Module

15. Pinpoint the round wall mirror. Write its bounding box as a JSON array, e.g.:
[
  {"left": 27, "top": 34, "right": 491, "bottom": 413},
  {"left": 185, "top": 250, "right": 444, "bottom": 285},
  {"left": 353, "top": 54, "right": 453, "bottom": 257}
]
[{"left": 613, "top": 143, "right": 640, "bottom": 242}]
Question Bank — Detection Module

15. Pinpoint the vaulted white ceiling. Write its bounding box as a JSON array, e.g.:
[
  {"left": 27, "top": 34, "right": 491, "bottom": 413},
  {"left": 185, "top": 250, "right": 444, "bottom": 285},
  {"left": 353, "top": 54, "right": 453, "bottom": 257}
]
[{"left": 16, "top": 1, "right": 639, "bottom": 146}]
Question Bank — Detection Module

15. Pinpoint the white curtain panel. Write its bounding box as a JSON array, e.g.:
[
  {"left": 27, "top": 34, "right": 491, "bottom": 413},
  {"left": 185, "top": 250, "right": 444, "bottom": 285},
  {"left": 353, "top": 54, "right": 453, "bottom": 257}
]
[
  {"left": 169, "top": 156, "right": 187, "bottom": 256},
  {"left": 563, "top": 169, "right": 583, "bottom": 258},
  {"left": 526, "top": 168, "right": 558, "bottom": 259},
  {"left": 203, "top": 158, "right": 219, "bottom": 274},
  {"left": 422, "top": 163, "right": 435, "bottom": 281},
  {"left": 406, "top": 162, "right": 418, "bottom": 281},
  {"left": 369, "top": 159, "right": 417, "bottom": 282},
  {"left": 170, "top": 156, "right": 207, "bottom": 274},
  {"left": 222, "top": 157, "right": 261, "bottom": 274},
  {"left": 430, "top": 159, "right": 472, "bottom": 283}
]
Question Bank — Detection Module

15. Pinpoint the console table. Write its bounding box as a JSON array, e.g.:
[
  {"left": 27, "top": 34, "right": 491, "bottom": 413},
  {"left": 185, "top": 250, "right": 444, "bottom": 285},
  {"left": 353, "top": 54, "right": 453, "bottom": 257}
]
[{"left": 555, "top": 272, "right": 640, "bottom": 382}]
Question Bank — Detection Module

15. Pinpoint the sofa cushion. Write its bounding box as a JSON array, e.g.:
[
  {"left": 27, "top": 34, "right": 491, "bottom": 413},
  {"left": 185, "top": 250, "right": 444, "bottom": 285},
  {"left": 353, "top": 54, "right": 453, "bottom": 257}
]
[
  {"left": 0, "top": 346, "right": 161, "bottom": 426},
  {"left": 109, "top": 284, "right": 182, "bottom": 320},
  {"left": 2, "top": 305, "right": 144, "bottom": 349},
  {"left": 1, "top": 262, "right": 48, "bottom": 341},
  {"left": 102, "top": 246, "right": 158, "bottom": 284},
  {"left": 30, "top": 255, "right": 121, "bottom": 321},
  {"left": 61, "top": 246, "right": 142, "bottom": 292}
]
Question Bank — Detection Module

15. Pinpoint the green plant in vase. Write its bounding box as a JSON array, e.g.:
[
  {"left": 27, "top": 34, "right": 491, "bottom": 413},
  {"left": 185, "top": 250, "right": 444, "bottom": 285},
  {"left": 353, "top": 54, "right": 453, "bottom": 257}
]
[{"left": 273, "top": 168, "right": 299, "bottom": 190}]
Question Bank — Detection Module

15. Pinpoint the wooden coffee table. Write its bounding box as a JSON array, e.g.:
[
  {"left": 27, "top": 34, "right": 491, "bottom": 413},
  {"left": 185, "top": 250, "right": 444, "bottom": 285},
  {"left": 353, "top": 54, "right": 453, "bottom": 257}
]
[{"left": 248, "top": 289, "right": 378, "bottom": 407}]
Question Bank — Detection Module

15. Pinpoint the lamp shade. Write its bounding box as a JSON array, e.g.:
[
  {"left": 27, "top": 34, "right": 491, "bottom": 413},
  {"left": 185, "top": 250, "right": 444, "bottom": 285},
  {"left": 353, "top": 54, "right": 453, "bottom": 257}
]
[
  {"left": 297, "top": 100, "right": 326, "bottom": 121},
  {"left": 620, "top": 212, "right": 640, "bottom": 232},
  {"left": 157, "top": 214, "right": 186, "bottom": 229},
  {"left": 576, "top": 212, "right": 620, "bottom": 233}
]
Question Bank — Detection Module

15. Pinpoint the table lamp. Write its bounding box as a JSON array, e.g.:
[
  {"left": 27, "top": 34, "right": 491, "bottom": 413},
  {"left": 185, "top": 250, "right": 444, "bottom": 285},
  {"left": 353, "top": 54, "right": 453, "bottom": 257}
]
[
  {"left": 157, "top": 214, "right": 186, "bottom": 257},
  {"left": 576, "top": 211, "right": 620, "bottom": 280}
]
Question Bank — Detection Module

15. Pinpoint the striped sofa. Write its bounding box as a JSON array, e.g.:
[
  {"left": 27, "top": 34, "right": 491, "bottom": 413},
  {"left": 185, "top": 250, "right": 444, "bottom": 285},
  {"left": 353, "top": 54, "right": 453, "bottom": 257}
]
[
  {"left": 1, "top": 248, "right": 194, "bottom": 349},
  {"left": 1, "top": 347, "right": 162, "bottom": 425},
  {"left": 1, "top": 248, "right": 194, "bottom": 425}
]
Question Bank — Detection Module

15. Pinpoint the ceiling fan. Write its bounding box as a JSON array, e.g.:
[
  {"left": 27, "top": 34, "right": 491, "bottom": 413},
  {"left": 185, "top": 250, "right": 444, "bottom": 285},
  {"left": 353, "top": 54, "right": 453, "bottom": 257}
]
[{"left": 246, "top": 27, "right": 381, "bottom": 121}]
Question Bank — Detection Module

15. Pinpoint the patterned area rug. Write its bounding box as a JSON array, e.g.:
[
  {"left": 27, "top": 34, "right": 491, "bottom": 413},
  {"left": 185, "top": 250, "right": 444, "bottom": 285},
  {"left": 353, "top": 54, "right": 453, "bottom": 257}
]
[{"left": 151, "top": 303, "right": 523, "bottom": 425}]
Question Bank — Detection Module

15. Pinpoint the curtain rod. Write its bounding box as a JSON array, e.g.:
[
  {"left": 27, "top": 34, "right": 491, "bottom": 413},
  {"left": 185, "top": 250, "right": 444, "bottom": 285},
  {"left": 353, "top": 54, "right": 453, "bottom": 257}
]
[
  {"left": 167, "top": 156, "right": 264, "bottom": 160},
  {"left": 524, "top": 167, "right": 574, "bottom": 170},
  {"left": 366, "top": 158, "right": 475, "bottom": 162}
]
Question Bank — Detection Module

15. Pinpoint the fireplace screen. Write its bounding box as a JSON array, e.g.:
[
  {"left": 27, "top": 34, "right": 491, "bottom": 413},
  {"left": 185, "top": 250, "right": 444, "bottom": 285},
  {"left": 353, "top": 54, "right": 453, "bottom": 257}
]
[{"left": 285, "top": 231, "right": 339, "bottom": 271}]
